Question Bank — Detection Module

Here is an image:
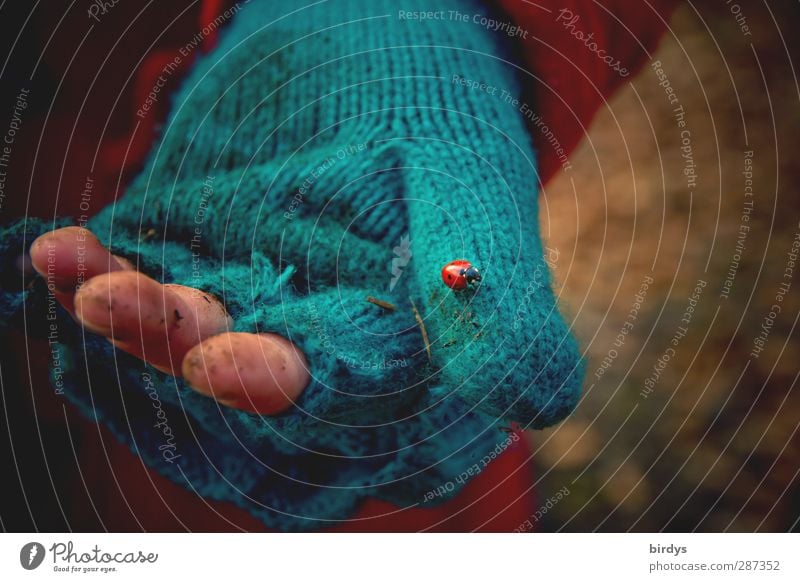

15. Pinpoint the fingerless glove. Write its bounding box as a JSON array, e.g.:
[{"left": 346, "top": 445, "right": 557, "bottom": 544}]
[{"left": 1, "top": 0, "right": 584, "bottom": 530}]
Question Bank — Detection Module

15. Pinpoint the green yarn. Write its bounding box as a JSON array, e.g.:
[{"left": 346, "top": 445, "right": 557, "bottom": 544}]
[{"left": 0, "top": 0, "right": 584, "bottom": 530}]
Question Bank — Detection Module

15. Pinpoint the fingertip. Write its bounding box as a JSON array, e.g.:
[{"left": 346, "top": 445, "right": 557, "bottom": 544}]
[
  {"left": 182, "top": 332, "right": 309, "bottom": 415},
  {"left": 72, "top": 274, "right": 110, "bottom": 335},
  {"left": 30, "top": 226, "right": 127, "bottom": 290},
  {"left": 262, "top": 333, "right": 311, "bottom": 399},
  {"left": 72, "top": 271, "right": 132, "bottom": 336}
]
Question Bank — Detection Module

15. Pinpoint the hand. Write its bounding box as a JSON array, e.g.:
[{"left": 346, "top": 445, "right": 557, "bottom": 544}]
[{"left": 30, "top": 226, "right": 310, "bottom": 415}]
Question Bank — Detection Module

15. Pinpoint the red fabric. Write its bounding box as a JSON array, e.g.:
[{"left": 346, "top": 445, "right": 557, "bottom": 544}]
[
  {"left": 68, "top": 425, "right": 537, "bottom": 532},
  {"left": 199, "top": 0, "right": 227, "bottom": 52},
  {"left": 8, "top": 0, "right": 677, "bottom": 531},
  {"left": 497, "top": 0, "right": 679, "bottom": 183}
]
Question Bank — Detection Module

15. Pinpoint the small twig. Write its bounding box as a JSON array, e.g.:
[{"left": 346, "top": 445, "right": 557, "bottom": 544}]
[
  {"left": 366, "top": 296, "right": 397, "bottom": 311},
  {"left": 410, "top": 298, "right": 432, "bottom": 362},
  {"left": 140, "top": 227, "right": 157, "bottom": 241}
]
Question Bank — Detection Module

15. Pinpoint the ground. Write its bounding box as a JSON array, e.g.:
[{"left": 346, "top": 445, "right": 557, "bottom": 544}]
[{"left": 533, "top": 0, "right": 800, "bottom": 531}]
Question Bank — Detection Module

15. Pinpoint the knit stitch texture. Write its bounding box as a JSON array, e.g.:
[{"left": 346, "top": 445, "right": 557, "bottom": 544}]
[{"left": 0, "top": 0, "right": 584, "bottom": 530}]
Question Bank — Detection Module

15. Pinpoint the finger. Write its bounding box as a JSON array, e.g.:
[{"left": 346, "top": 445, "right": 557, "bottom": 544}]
[
  {"left": 29, "top": 226, "right": 132, "bottom": 311},
  {"left": 73, "top": 270, "right": 231, "bottom": 374},
  {"left": 182, "top": 332, "right": 309, "bottom": 415}
]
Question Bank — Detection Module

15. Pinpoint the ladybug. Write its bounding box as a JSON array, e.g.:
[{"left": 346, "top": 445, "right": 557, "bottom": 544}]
[{"left": 441, "top": 259, "right": 482, "bottom": 290}]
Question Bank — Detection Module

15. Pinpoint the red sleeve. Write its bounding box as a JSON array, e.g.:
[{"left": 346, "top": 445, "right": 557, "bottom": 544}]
[{"left": 496, "top": 0, "right": 680, "bottom": 183}]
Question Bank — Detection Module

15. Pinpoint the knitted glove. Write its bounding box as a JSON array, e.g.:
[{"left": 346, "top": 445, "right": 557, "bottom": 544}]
[{"left": 0, "top": 0, "right": 583, "bottom": 530}]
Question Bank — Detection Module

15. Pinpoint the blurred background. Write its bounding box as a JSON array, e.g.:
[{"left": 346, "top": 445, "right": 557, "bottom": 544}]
[
  {"left": 1, "top": 0, "right": 798, "bottom": 531},
  {"left": 536, "top": 0, "right": 800, "bottom": 531}
]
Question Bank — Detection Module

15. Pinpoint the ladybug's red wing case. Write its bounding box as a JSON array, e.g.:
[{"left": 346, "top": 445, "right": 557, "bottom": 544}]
[{"left": 441, "top": 259, "right": 480, "bottom": 290}]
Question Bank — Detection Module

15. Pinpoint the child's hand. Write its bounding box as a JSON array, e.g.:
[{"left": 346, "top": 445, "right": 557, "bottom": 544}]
[
  {"left": 0, "top": 0, "right": 587, "bottom": 529},
  {"left": 30, "top": 226, "right": 309, "bottom": 415}
]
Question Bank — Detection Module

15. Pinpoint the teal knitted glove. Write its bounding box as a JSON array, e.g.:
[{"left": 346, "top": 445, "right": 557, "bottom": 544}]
[{"left": 1, "top": 0, "right": 583, "bottom": 530}]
